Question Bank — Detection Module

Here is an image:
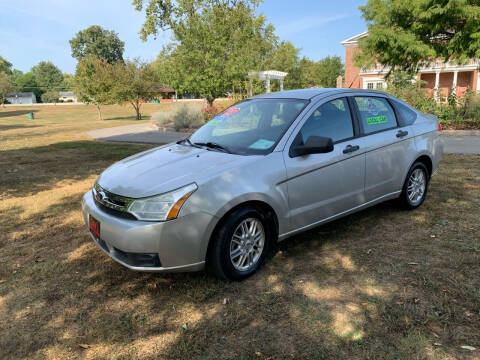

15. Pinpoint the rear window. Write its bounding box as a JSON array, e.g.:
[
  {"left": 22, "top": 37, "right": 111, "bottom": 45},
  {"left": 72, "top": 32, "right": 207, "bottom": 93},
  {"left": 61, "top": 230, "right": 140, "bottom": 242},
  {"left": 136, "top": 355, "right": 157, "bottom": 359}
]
[
  {"left": 354, "top": 97, "right": 397, "bottom": 134},
  {"left": 392, "top": 100, "right": 417, "bottom": 125}
]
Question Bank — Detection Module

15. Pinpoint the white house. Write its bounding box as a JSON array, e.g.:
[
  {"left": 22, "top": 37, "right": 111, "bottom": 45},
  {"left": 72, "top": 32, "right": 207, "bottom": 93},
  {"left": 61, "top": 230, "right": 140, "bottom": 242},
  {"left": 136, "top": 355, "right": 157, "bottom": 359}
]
[{"left": 7, "top": 92, "right": 37, "bottom": 104}]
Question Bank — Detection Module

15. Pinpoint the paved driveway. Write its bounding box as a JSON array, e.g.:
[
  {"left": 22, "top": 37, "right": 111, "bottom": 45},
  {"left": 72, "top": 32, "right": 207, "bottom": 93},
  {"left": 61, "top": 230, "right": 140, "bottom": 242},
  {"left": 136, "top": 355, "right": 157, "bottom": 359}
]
[
  {"left": 86, "top": 123, "right": 189, "bottom": 144},
  {"left": 87, "top": 124, "right": 480, "bottom": 154},
  {"left": 443, "top": 136, "right": 480, "bottom": 155}
]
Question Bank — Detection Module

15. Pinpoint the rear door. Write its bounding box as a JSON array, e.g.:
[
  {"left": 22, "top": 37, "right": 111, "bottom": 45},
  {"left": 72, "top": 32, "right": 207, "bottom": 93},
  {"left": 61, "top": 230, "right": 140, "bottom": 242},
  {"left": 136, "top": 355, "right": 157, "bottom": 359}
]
[
  {"left": 352, "top": 96, "right": 415, "bottom": 201},
  {"left": 283, "top": 96, "right": 366, "bottom": 231}
]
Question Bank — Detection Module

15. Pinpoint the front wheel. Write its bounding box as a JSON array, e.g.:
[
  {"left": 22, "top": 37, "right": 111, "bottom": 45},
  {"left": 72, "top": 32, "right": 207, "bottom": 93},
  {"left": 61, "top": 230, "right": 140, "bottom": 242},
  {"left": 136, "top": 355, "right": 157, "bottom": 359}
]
[
  {"left": 208, "top": 207, "right": 271, "bottom": 280},
  {"left": 400, "top": 162, "right": 429, "bottom": 209}
]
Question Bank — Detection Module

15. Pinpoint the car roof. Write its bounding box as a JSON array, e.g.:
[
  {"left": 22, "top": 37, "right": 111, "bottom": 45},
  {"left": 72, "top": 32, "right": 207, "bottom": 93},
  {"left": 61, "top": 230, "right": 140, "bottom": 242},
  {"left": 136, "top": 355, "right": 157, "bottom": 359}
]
[{"left": 253, "top": 88, "right": 392, "bottom": 100}]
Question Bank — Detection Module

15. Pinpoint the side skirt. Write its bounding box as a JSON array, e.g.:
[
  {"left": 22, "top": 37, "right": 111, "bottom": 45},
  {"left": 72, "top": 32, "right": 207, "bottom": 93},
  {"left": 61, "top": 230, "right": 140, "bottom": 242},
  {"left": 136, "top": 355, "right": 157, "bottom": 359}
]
[{"left": 278, "top": 191, "right": 401, "bottom": 241}]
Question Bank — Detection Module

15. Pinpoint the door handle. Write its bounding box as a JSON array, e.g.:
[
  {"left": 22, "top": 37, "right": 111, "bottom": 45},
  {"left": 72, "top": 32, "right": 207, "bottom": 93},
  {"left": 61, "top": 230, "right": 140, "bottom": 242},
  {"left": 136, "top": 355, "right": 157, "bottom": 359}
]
[
  {"left": 343, "top": 145, "right": 360, "bottom": 154},
  {"left": 396, "top": 130, "right": 408, "bottom": 138}
]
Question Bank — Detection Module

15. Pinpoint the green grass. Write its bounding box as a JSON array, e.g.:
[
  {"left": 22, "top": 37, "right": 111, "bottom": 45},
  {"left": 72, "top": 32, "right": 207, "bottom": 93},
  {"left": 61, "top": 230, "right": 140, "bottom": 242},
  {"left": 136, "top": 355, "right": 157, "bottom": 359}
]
[{"left": 0, "top": 104, "right": 479, "bottom": 359}]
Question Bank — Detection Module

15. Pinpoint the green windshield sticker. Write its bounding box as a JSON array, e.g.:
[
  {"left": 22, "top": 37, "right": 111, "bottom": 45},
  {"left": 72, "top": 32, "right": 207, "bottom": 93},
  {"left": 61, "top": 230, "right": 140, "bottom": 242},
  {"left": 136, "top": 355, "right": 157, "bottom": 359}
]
[
  {"left": 366, "top": 115, "right": 388, "bottom": 125},
  {"left": 248, "top": 139, "right": 275, "bottom": 150},
  {"left": 207, "top": 119, "right": 223, "bottom": 126}
]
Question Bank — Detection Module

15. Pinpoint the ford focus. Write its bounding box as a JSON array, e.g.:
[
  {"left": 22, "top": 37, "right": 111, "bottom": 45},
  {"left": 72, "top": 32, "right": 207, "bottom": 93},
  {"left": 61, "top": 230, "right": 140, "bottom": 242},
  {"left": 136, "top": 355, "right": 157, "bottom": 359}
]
[{"left": 82, "top": 88, "right": 443, "bottom": 280}]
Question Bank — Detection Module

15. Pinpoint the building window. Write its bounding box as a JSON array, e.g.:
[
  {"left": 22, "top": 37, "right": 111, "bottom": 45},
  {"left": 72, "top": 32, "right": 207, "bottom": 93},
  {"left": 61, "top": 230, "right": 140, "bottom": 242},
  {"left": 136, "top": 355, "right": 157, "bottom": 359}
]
[
  {"left": 376, "top": 82, "right": 384, "bottom": 90},
  {"left": 367, "top": 83, "right": 374, "bottom": 90}
]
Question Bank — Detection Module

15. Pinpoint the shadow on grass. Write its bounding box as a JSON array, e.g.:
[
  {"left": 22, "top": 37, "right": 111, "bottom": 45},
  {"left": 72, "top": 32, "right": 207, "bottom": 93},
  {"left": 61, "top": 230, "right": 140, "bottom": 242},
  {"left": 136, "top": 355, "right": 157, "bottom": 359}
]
[
  {"left": 103, "top": 115, "right": 151, "bottom": 121},
  {"left": 0, "top": 154, "right": 478, "bottom": 359},
  {"left": 0, "top": 196, "right": 452, "bottom": 359},
  {"left": 0, "top": 109, "right": 39, "bottom": 118},
  {"left": 0, "top": 141, "right": 153, "bottom": 199},
  {"left": 0, "top": 124, "right": 42, "bottom": 131}
]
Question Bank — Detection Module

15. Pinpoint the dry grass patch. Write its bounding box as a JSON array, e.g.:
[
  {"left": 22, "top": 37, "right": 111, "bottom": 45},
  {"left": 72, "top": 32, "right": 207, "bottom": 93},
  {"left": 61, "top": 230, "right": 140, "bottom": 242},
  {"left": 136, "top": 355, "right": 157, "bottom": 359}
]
[{"left": 1, "top": 106, "right": 479, "bottom": 359}]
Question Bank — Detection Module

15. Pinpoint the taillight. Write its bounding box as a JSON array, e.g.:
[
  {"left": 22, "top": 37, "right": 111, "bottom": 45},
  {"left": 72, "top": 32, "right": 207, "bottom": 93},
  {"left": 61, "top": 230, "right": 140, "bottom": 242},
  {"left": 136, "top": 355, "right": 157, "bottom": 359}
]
[{"left": 438, "top": 123, "right": 443, "bottom": 132}]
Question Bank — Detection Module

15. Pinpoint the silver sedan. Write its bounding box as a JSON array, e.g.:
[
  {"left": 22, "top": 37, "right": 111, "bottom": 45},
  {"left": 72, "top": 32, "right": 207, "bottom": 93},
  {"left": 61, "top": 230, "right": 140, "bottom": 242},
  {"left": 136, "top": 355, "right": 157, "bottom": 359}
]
[{"left": 82, "top": 88, "right": 443, "bottom": 280}]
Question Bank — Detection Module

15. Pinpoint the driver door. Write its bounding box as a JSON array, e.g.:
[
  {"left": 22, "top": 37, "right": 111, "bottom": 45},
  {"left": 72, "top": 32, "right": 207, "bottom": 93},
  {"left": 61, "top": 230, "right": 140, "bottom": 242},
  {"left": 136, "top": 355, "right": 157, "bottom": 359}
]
[{"left": 283, "top": 97, "right": 366, "bottom": 231}]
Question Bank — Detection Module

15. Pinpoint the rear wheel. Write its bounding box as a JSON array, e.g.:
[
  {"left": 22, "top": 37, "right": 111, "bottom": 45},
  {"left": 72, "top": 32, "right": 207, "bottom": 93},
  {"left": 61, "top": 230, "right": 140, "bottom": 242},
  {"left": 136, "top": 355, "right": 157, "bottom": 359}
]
[
  {"left": 400, "top": 162, "right": 429, "bottom": 209},
  {"left": 208, "top": 207, "right": 271, "bottom": 280}
]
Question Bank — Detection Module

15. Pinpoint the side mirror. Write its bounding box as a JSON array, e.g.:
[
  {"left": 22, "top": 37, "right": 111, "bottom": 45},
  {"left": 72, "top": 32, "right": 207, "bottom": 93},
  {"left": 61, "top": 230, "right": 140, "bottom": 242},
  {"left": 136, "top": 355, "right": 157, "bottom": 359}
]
[{"left": 292, "top": 136, "right": 334, "bottom": 157}]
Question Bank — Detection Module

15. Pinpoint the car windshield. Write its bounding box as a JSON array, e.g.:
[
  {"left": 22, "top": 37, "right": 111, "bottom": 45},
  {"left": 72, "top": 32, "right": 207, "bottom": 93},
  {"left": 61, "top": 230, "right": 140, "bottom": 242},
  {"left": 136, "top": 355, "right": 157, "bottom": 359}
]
[{"left": 188, "top": 98, "right": 309, "bottom": 155}]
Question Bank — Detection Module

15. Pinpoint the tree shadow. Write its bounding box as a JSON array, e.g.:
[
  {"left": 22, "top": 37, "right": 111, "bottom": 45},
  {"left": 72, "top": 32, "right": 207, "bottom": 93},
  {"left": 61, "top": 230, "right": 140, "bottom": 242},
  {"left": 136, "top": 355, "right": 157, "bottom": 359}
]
[
  {"left": 0, "top": 124, "right": 41, "bottom": 131},
  {"left": 1, "top": 154, "right": 477, "bottom": 359},
  {"left": 0, "top": 196, "right": 445, "bottom": 359},
  {"left": 0, "top": 109, "right": 39, "bottom": 118},
  {"left": 0, "top": 141, "right": 152, "bottom": 199},
  {"left": 103, "top": 115, "right": 151, "bottom": 121}
]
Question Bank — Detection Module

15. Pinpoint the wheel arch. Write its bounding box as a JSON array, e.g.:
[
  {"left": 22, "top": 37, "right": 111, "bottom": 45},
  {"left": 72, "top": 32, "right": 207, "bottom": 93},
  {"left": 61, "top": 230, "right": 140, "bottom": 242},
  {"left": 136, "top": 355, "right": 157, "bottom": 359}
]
[
  {"left": 412, "top": 153, "right": 433, "bottom": 178},
  {"left": 204, "top": 199, "right": 280, "bottom": 265}
]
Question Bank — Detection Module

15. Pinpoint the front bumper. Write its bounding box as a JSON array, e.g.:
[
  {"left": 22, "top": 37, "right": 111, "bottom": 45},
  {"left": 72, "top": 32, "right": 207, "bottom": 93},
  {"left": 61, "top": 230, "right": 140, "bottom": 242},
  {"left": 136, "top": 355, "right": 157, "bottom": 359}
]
[{"left": 81, "top": 190, "right": 217, "bottom": 272}]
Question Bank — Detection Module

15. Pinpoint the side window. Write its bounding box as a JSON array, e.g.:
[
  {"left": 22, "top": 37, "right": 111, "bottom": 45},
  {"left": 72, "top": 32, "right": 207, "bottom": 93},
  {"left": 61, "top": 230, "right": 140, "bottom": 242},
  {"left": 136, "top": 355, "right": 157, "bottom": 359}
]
[
  {"left": 354, "top": 97, "right": 397, "bottom": 134},
  {"left": 392, "top": 100, "right": 417, "bottom": 126},
  {"left": 297, "top": 98, "right": 354, "bottom": 144}
]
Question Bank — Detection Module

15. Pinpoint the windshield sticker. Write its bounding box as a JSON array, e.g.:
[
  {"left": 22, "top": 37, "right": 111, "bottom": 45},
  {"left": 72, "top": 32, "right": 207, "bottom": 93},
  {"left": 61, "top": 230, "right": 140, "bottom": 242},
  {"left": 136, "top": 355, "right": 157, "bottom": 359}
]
[
  {"left": 207, "top": 119, "right": 224, "bottom": 126},
  {"left": 366, "top": 115, "right": 388, "bottom": 125},
  {"left": 206, "top": 107, "right": 241, "bottom": 126},
  {"left": 367, "top": 99, "right": 379, "bottom": 115},
  {"left": 223, "top": 107, "right": 240, "bottom": 116},
  {"left": 248, "top": 139, "right": 275, "bottom": 150}
]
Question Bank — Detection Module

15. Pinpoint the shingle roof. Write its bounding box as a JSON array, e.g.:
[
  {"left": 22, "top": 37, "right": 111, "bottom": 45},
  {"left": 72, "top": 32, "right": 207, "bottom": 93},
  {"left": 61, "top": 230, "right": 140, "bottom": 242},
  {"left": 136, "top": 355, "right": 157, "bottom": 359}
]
[
  {"left": 59, "top": 91, "right": 75, "bottom": 97},
  {"left": 7, "top": 92, "right": 35, "bottom": 98}
]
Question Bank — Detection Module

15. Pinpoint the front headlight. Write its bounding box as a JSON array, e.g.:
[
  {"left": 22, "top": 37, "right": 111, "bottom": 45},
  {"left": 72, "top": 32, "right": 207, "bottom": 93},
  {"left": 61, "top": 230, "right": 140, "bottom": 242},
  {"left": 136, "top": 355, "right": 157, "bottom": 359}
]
[{"left": 127, "top": 183, "right": 197, "bottom": 221}]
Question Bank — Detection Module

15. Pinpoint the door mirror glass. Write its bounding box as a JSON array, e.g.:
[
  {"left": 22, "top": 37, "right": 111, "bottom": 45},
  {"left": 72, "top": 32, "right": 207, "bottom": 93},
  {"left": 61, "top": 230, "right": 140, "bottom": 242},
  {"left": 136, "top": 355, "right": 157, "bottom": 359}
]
[{"left": 292, "top": 136, "right": 334, "bottom": 157}]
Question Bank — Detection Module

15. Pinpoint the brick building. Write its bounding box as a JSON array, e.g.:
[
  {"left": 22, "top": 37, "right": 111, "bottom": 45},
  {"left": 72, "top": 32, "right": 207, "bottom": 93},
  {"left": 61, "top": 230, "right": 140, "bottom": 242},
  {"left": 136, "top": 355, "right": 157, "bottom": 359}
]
[{"left": 342, "top": 31, "right": 480, "bottom": 100}]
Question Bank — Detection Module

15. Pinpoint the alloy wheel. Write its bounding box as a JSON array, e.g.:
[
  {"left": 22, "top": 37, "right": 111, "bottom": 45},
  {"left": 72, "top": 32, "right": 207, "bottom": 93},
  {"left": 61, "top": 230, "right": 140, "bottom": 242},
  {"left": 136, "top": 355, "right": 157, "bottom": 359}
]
[
  {"left": 229, "top": 218, "right": 265, "bottom": 271},
  {"left": 407, "top": 168, "right": 426, "bottom": 205}
]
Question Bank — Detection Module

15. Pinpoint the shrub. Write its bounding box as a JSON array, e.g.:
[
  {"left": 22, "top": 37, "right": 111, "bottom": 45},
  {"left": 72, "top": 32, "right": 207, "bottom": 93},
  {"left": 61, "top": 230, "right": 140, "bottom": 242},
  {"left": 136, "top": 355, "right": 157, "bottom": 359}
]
[
  {"left": 202, "top": 105, "right": 220, "bottom": 122},
  {"left": 40, "top": 90, "right": 59, "bottom": 104},
  {"left": 173, "top": 105, "right": 204, "bottom": 131},
  {"left": 151, "top": 110, "right": 174, "bottom": 128},
  {"left": 386, "top": 80, "right": 437, "bottom": 114},
  {"left": 152, "top": 104, "right": 205, "bottom": 131},
  {"left": 386, "top": 72, "right": 480, "bottom": 129}
]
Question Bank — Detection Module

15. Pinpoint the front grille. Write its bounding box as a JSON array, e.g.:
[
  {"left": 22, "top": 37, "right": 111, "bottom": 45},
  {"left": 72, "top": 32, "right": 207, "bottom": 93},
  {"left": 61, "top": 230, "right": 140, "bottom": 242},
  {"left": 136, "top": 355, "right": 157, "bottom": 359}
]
[
  {"left": 93, "top": 184, "right": 137, "bottom": 220},
  {"left": 93, "top": 198, "right": 137, "bottom": 220}
]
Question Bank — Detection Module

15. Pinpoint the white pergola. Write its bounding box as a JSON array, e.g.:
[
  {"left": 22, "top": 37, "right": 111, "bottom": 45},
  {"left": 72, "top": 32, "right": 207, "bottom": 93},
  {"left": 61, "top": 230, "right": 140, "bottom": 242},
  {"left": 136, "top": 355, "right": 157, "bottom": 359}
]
[{"left": 248, "top": 70, "right": 288, "bottom": 96}]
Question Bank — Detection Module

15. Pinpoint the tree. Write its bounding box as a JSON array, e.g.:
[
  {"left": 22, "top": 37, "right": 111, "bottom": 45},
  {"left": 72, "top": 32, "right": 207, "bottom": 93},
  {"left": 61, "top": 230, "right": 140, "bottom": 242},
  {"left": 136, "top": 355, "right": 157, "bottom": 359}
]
[
  {"left": 70, "top": 25, "right": 125, "bottom": 64},
  {"left": 311, "top": 56, "right": 344, "bottom": 88},
  {"left": 135, "top": 0, "right": 276, "bottom": 104},
  {"left": 133, "top": 0, "right": 263, "bottom": 40},
  {"left": 0, "top": 73, "right": 15, "bottom": 106},
  {"left": 31, "top": 61, "right": 64, "bottom": 101},
  {"left": 62, "top": 73, "right": 75, "bottom": 90},
  {"left": 74, "top": 57, "right": 116, "bottom": 120},
  {"left": 14, "top": 72, "right": 40, "bottom": 99},
  {"left": 265, "top": 41, "right": 305, "bottom": 90},
  {"left": 152, "top": 47, "right": 176, "bottom": 88},
  {"left": 0, "top": 56, "right": 13, "bottom": 75},
  {"left": 113, "top": 60, "right": 160, "bottom": 120},
  {"left": 41, "top": 90, "right": 59, "bottom": 104},
  {"left": 356, "top": 0, "right": 480, "bottom": 72}
]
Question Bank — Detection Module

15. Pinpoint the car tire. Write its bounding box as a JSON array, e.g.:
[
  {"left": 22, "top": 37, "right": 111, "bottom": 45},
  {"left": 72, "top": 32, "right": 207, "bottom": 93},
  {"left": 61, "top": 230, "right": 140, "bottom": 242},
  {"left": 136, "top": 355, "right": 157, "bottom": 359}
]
[
  {"left": 208, "top": 206, "right": 271, "bottom": 280},
  {"left": 400, "top": 162, "right": 430, "bottom": 210}
]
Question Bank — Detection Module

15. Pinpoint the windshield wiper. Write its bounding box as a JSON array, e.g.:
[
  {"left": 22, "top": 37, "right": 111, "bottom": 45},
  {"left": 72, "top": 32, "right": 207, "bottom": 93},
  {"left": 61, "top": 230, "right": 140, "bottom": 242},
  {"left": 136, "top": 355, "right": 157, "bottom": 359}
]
[
  {"left": 177, "top": 138, "right": 202, "bottom": 149},
  {"left": 193, "top": 142, "right": 232, "bottom": 154}
]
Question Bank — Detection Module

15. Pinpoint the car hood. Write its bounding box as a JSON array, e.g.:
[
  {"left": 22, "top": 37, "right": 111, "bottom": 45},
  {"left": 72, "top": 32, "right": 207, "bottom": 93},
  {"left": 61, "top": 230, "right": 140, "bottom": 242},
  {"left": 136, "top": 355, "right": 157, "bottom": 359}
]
[{"left": 97, "top": 143, "right": 254, "bottom": 198}]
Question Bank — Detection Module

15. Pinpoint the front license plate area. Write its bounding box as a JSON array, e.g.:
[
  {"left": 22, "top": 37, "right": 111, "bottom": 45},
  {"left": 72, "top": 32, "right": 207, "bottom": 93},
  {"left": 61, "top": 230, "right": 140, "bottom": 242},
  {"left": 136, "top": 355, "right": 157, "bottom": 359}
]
[{"left": 89, "top": 215, "right": 101, "bottom": 239}]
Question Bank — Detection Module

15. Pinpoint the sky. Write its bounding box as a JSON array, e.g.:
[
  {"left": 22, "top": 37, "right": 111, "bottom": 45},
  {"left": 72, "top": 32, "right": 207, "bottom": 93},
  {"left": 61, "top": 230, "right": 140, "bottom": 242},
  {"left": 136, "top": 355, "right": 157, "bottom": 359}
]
[{"left": 0, "top": 0, "right": 367, "bottom": 74}]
